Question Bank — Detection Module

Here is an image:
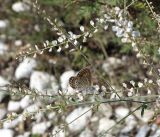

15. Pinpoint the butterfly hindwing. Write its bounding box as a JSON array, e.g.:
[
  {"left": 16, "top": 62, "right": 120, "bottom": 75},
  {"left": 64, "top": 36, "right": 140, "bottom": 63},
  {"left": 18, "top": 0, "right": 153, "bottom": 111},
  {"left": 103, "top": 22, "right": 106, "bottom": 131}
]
[{"left": 69, "top": 76, "right": 77, "bottom": 89}]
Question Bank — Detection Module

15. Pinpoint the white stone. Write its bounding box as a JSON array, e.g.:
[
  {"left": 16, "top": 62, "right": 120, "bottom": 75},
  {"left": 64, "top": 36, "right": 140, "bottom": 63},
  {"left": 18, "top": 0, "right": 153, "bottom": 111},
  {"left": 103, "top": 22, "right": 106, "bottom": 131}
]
[
  {"left": 3, "top": 117, "right": 20, "bottom": 129},
  {"left": 12, "top": 2, "right": 30, "bottom": 12},
  {"left": 32, "top": 122, "right": 51, "bottom": 135},
  {"left": 0, "top": 76, "right": 9, "bottom": 86},
  {"left": 35, "top": 112, "right": 44, "bottom": 123},
  {"left": 8, "top": 101, "right": 21, "bottom": 112},
  {"left": 99, "top": 104, "right": 112, "bottom": 118},
  {"left": 48, "top": 112, "right": 56, "bottom": 120},
  {"left": 0, "top": 107, "right": 7, "bottom": 119},
  {"left": 98, "top": 117, "right": 116, "bottom": 134},
  {"left": 66, "top": 107, "right": 92, "bottom": 133},
  {"left": 135, "top": 109, "right": 154, "bottom": 122},
  {"left": 0, "top": 20, "right": 8, "bottom": 29},
  {"left": 135, "top": 125, "right": 150, "bottom": 137},
  {"left": 60, "top": 70, "right": 75, "bottom": 90},
  {"left": 52, "top": 126, "right": 65, "bottom": 137},
  {"left": 79, "top": 128, "right": 94, "bottom": 137},
  {"left": 23, "top": 103, "right": 39, "bottom": 113},
  {"left": 20, "top": 95, "right": 32, "bottom": 109},
  {"left": 15, "top": 58, "right": 37, "bottom": 80},
  {"left": 121, "top": 115, "right": 137, "bottom": 133},
  {"left": 0, "top": 41, "right": 8, "bottom": 55},
  {"left": 102, "top": 57, "right": 123, "bottom": 76},
  {"left": 0, "top": 76, "right": 9, "bottom": 102},
  {"left": 0, "top": 129, "right": 14, "bottom": 137},
  {"left": 115, "top": 107, "right": 129, "bottom": 119},
  {"left": 16, "top": 132, "right": 30, "bottom": 137},
  {"left": 30, "top": 71, "right": 59, "bottom": 95},
  {"left": 132, "top": 31, "right": 140, "bottom": 37},
  {"left": 14, "top": 40, "right": 22, "bottom": 46},
  {"left": 152, "top": 129, "right": 160, "bottom": 137}
]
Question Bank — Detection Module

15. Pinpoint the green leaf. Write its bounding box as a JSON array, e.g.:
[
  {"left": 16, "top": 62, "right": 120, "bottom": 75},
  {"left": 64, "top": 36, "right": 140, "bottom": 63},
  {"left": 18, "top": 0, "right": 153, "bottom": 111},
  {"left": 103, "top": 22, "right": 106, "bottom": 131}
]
[{"left": 141, "top": 104, "right": 148, "bottom": 117}]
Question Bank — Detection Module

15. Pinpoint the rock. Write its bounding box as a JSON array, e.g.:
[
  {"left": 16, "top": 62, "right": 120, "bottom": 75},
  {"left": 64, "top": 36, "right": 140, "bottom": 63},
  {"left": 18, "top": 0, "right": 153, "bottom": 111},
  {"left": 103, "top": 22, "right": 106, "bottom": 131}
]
[
  {"left": 14, "top": 40, "right": 22, "bottom": 47},
  {"left": 99, "top": 104, "right": 112, "bottom": 118},
  {"left": 0, "top": 20, "right": 8, "bottom": 29},
  {"left": 135, "top": 125, "right": 150, "bottom": 137},
  {"left": 16, "top": 132, "right": 30, "bottom": 137},
  {"left": 102, "top": 57, "right": 123, "bottom": 76},
  {"left": 0, "top": 76, "right": 9, "bottom": 103},
  {"left": 60, "top": 70, "right": 75, "bottom": 90},
  {"left": 115, "top": 107, "right": 136, "bottom": 134},
  {"left": 12, "top": 2, "right": 30, "bottom": 12},
  {"left": 151, "top": 129, "right": 160, "bottom": 137},
  {"left": 48, "top": 112, "right": 56, "bottom": 120},
  {"left": 0, "top": 129, "right": 14, "bottom": 137},
  {"left": 79, "top": 128, "right": 94, "bottom": 137},
  {"left": 23, "top": 103, "right": 39, "bottom": 113},
  {"left": 135, "top": 109, "right": 154, "bottom": 122},
  {"left": 15, "top": 58, "right": 37, "bottom": 80},
  {"left": 115, "top": 107, "right": 129, "bottom": 119},
  {"left": 66, "top": 107, "right": 92, "bottom": 133},
  {"left": 0, "top": 107, "right": 7, "bottom": 120},
  {"left": 0, "top": 41, "right": 8, "bottom": 55},
  {"left": 98, "top": 117, "right": 116, "bottom": 134},
  {"left": 20, "top": 95, "right": 32, "bottom": 109},
  {"left": 52, "top": 126, "right": 65, "bottom": 137},
  {"left": 121, "top": 115, "right": 137, "bottom": 133},
  {"left": 3, "top": 117, "right": 21, "bottom": 129},
  {"left": 8, "top": 101, "right": 21, "bottom": 112},
  {"left": 34, "top": 112, "right": 44, "bottom": 123},
  {"left": 30, "top": 71, "right": 59, "bottom": 95},
  {"left": 32, "top": 122, "right": 51, "bottom": 135}
]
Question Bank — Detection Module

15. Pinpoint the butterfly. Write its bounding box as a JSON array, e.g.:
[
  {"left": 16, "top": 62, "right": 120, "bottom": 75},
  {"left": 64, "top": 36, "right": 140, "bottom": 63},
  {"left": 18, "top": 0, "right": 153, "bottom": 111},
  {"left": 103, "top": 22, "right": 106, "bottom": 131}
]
[{"left": 69, "top": 67, "right": 92, "bottom": 91}]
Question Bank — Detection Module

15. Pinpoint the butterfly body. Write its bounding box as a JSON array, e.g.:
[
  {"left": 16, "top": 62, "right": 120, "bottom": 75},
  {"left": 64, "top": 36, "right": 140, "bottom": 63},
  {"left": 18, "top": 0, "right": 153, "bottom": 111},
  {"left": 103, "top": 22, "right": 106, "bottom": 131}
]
[{"left": 69, "top": 67, "right": 92, "bottom": 91}]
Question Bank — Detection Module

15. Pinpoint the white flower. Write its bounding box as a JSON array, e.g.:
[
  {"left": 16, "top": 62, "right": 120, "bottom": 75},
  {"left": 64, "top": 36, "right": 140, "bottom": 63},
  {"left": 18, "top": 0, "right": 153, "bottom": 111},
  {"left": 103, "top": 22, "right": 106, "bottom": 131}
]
[
  {"left": 104, "top": 25, "right": 108, "bottom": 30},
  {"left": 130, "top": 80, "right": 135, "bottom": 86},
  {"left": 58, "top": 37, "right": 64, "bottom": 43},
  {"left": 80, "top": 26, "right": 84, "bottom": 32},
  {"left": 148, "top": 80, "right": 153, "bottom": 84},
  {"left": 157, "top": 79, "right": 160, "bottom": 86},
  {"left": 147, "top": 88, "right": 151, "bottom": 94},
  {"left": 93, "top": 28, "right": 98, "bottom": 33},
  {"left": 104, "top": 14, "right": 111, "bottom": 20},
  {"left": 112, "top": 26, "right": 119, "bottom": 32},
  {"left": 127, "top": 21, "right": 133, "bottom": 28},
  {"left": 138, "top": 82, "right": 143, "bottom": 88},
  {"left": 0, "top": 20, "right": 8, "bottom": 29},
  {"left": 131, "top": 42, "right": 138, "bottom": 51},
  {"left": 57, "top": 47, "right": 62, "bottom": 52},
  {"left": 74, "top": 40, "right": 78, "bottom": 45},
  {"left": 115, "top": 7, "right": 121, "bottom": 15},
  {"left": 52, "top": 40, "right": 57, "bottom": 46},
  {"left": 126, "top": 27, "right": 132, "bottom": 32},
  {"left": 132, "top": 31, "right": 140, "bottom": 37},
  {"left": 121, "top": 37, "right": 131, "bottom": 43},
  {"left": 158, "top": 47, "right": 160, "bottom": 54},
  {"left": 122, "top": 83, "right": 127, "bottom": 88},
  {"left": 116, "top": 28, "right": 124, "bottom": 37},
  {"left": 12, "top": 2, "right": 30, "bottom": 12},
  {"left": 99, "top": 18, "right": 104, "bottom": 23},
  {"left": 90, "top": 20, "right": 94, "bottom": 26}
]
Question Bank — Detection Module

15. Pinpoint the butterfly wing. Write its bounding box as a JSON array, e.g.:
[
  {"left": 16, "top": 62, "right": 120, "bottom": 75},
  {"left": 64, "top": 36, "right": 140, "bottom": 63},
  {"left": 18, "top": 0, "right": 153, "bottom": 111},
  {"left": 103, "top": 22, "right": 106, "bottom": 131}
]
[
  {"left": 77, "top": 67, "right": 92, "bottom": 89},
  {"left": 69, "top": 76, "right": 77, "bottom": 89},
  {"left": 69, "top": 67, "right": 92, "bottom": 90}
]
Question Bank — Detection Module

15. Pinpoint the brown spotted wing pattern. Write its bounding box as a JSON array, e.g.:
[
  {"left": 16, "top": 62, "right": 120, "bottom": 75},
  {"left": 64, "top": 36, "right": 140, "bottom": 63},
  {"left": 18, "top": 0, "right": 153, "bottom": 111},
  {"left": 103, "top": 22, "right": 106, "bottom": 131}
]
[{"left": 69, "top": 67, "right": 92, "bottom": 90}]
